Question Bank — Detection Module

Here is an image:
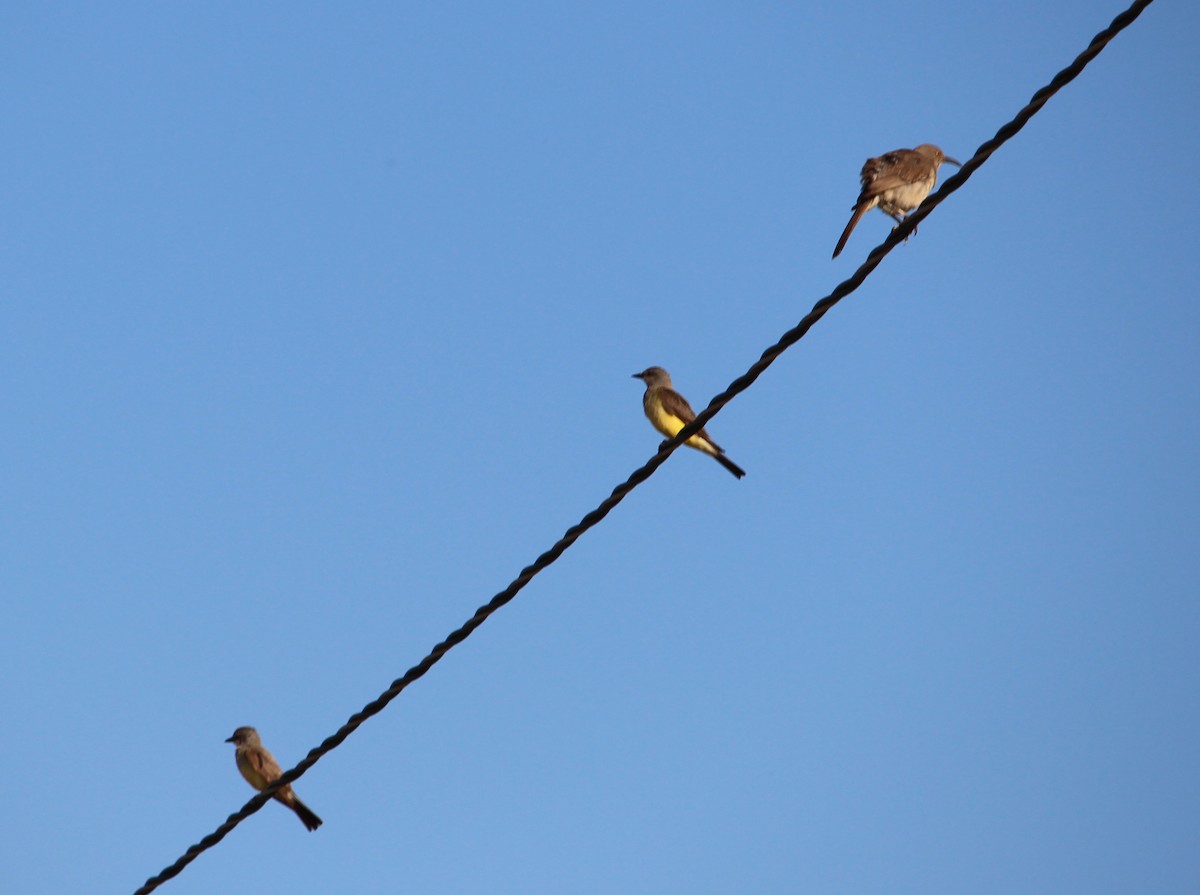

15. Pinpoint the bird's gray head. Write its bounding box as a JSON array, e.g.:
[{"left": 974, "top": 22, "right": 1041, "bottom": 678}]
[
  {"left": 632, "top": 366, "right": 672, "bottom": 388},
  {"left": 226, "top": 726, "right": 260, "bottom": 746},
  {"left": 914, "top": 144, "right": 961, "bottom": 169}
]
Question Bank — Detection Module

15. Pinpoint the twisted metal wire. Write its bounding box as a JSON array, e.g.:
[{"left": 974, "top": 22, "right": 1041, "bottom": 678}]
[{"left": 133, "top": 1, "right": 1154, "bottom": 890}]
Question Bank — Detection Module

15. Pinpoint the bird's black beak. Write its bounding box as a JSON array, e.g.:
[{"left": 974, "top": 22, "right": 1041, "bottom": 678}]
[
  {"left": 944, "top": 156, "right": 962, "bottom": 167},
  {"left": 632, "top": 373, "right": 643, "bottom": 380},
  {"left": 225, "top": 735, "right": 236, "bottom": 743}
]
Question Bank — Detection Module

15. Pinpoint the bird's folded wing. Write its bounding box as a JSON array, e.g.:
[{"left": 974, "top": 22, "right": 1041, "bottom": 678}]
[
  {"left": 859, "top": 149, "right": 923, "bottom": 196},
  {"left": 658, "top": 389, "right": 697, "bottom": 426},
  {"left": 247, "top": 748, "right": 282, "bottom": 784}
]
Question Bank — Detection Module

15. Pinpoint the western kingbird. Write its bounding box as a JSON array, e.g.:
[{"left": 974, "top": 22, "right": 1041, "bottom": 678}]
[
  {"left": 633, "top": 366, "right": 745, "bottom": 479},
  {"left": 226, "top": 726, "right": 323, "bottom": 831}
]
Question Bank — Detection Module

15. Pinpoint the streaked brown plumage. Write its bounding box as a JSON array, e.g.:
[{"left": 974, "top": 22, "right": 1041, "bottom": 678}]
[
  {"left": 226, "top": 726, "right": 323, "bottom": 831},
  {"left": 633, "top": 366, "right": 745, "bottom": 479},
  {"left": 832, "top": 144, "right": 960, "bottom": 259}
]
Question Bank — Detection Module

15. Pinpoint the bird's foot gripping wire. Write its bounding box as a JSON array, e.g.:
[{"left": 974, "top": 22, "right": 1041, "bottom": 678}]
[{"left": 890, "top": 220, "right": 918, "bottom": 243}]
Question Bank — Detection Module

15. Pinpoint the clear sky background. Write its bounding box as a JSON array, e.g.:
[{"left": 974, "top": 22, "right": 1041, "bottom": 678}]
[{"left": 3, "top": 2, "right": 1196, "bottom": 892}]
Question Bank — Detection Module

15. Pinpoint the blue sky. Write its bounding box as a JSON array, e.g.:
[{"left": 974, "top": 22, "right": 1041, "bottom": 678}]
[{"left": 3, "top": 1, "right": 1197, "bottom": 892}]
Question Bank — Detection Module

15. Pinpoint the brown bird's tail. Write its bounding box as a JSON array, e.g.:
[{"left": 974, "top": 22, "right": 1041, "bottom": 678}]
[
  {"left": 832, "top": 202, "right": 870, "bottom": 259},
  {"left": 715, "top": 453, "right": 746, "bottom": 479},
  {"left": 288, "top": 795, "right": 323, "bottom": 831}
]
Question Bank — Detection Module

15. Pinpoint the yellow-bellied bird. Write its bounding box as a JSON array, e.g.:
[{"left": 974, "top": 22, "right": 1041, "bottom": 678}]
[
  {"left": 226, "top": 726, "right": 323, "bottom": 831},
  {"left": 832, "top": 144, "right": 961, "bottom": 259},
  {"left": 633, "top": 366, "right": 745, "bottom": 479}
]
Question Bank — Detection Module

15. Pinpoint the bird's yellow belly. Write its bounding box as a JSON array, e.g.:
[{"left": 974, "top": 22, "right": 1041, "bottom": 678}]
[
  {"left": 645, "top": 399, "right": 716, "bottom": 456},
  {"left": 237, "top": 758, "right": 269, "bottom": 791},
  {"left": 646, "top": 402, "right": 685, "bottom": 438}
]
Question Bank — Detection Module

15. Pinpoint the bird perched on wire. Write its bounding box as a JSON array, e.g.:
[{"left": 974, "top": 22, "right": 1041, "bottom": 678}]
[
  {"left": 226, "top": 726, "right": 323, "bottom": 831},
  {"left": 832, "top": 144, "right": 961, "bottom": 259},
  {"left": 633, "top": 366, "right": 745, "bottom": 479}
]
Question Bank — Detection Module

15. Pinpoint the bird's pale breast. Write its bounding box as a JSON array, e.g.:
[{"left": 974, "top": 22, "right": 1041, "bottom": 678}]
[{"left": 879, "top": 176, "right": 936, "bottom": 216}]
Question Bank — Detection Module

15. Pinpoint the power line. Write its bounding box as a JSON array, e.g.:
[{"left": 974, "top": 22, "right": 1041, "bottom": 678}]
[{"left": 132, "top": 1, "right": 1155, "bottom": 891}]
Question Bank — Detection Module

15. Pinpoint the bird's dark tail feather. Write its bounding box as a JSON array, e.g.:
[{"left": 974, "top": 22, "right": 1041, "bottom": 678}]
[
  {"left": 715, "top": 453, "right": 746, "bottom": 479},
  {"left": 832, "top": 202, "right": 869, "bottom": 259},
  {"left": 292, "top": 798, "right": 323, "bottom": 831}
]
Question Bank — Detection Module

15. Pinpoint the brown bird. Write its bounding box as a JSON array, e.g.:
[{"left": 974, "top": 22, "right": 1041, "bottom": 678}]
[
  {"left": 226, "top": 726, "right": 323, "bottom": 831},
  {"left": 832, "top": 144, "right": 961, "bottom": 259},
  {"left": 633, "top": 366, "right": 745, "bottom": 479}
]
